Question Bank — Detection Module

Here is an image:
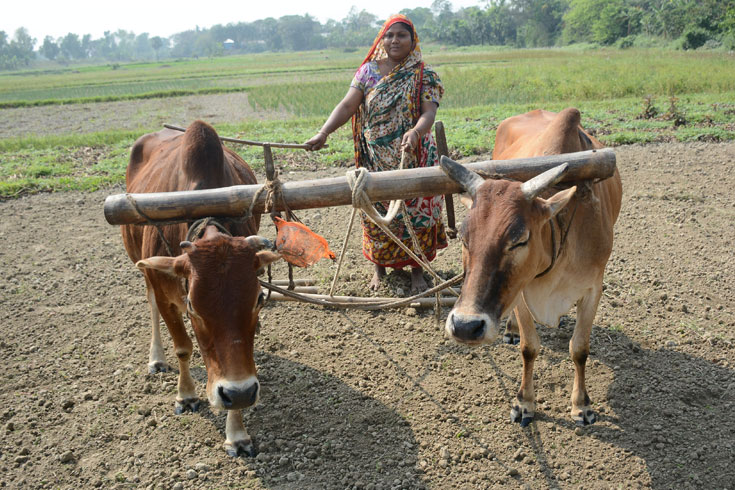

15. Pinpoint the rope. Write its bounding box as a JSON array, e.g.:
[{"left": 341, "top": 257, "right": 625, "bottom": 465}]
[
  {"left": 260, "top": 272, "right": 463, "bottom": 311},
  {"left": 329, "top": 207, "right": 358, "bottom": 296},
  {"left": 186, "top": 217, "right": 230, "bottom": 242},
  {"left": 343, "top": 155, "right": 459, "bottom": 297},
  {"left": 125, "top": 193, "right": 174, "bottom": 256}
]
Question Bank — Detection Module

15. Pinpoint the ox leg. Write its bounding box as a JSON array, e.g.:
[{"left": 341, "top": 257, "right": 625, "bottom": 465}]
[
  {"left": 157, "top": 301, "right": 200, "bottom": 414},
  {"left": 145, "top": 283, "right": 170, "bottom": 373},
  {"left": 503, "top": 311, "right": 520, "bottom": 345},
  {"left": 224, "top": 410, "right": 255, "bottom": 457},
  {"left": 510, "top": 300, "right": 539, "bottom": 427},
  {"left": 570, "top": 288, "right": 600, "bottom": 426}
]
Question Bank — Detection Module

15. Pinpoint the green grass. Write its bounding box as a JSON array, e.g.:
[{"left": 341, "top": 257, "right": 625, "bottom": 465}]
[{"left": 1, "top": 46, "right": 734, "bottom": 198}]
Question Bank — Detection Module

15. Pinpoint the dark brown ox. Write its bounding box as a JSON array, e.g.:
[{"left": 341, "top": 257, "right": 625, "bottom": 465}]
[
  {"left": 121, "top": 120, "right": 279, "bottom": 456},
  {"left": 441, "top": 108, "right": 622, "bottom": 427}
]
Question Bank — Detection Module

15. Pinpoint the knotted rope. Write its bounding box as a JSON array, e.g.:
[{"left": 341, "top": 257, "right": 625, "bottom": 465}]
[{"left": 329, "top": 150, "right": 459, "bottom": 299}]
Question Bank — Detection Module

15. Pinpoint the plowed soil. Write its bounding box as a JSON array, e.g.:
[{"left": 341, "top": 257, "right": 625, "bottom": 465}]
[{"left": 1, "top": 141, "right": 734, "bottom": 489}]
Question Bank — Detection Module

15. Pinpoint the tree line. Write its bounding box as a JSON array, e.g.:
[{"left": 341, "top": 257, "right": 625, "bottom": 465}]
[{"left": 2, "top": 0, "right": 734, "bottom": 70}]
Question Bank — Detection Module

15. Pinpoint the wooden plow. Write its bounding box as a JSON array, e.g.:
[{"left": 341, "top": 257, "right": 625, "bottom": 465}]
[{"left": 105, "top": 123, "right": 617, "bottom": 310}]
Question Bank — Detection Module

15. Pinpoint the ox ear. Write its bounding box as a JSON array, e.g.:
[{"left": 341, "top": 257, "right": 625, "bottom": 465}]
[
  {"left": 458, "top": 193, "right": 473, "bottom": 210},
  {"left": 521, "top": 163, "right": 569, "bottom": 201},
  {"left": 440, "top": 155, "right": 484, "bottom": 200},
  {"left": 136, "top": 255, "right": 188, "bottom": 277},
  {"left": 540, "top": 186, "right": 577, "bottom": 219},
  {"left": 254, "top": 250, "right": 281, "bottom": 275}
]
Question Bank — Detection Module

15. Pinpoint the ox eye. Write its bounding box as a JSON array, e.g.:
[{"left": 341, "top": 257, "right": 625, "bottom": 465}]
[
  {"left": 185, "top": 297, "right": 199, "bottom": 317},
  {"left": 510, "top": 234, "right": 530, "bottom": 250}
]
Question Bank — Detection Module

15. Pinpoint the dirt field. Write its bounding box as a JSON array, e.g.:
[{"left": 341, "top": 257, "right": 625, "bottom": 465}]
[
  {"left": 1, "top": 141, "right": 734, "bottom": 489},
  {"left": 0, "top": 93, "right": 284, "bottom": 139}
]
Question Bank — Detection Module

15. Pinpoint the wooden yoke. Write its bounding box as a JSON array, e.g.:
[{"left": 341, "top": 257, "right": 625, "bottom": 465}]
[{"left": 104, "top": 149, "right": 617, "bottom": 226}]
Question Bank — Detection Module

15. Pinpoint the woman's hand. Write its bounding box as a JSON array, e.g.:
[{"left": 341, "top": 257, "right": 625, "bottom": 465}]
[
  {"left": 400, "top": 128, "right": 420, "bottom": 151},
  {"left": 305, "top": 131, "right": 328, "bottom": 151}
]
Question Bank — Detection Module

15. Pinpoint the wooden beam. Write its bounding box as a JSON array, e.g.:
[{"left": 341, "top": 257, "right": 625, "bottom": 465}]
[{"left": 104, "top": 148, "right": 616, "bottom": 225}]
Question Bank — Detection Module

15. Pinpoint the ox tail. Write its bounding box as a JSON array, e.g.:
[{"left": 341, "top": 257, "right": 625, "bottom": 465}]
[{"left": 180, "top": 120, "right": 226, "bottom": 186}]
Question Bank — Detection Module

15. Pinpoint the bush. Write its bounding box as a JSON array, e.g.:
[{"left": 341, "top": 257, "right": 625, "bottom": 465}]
[
  {"left": 614, "top": 35, "right": 636, "bottom": 49},
  {"left": 723, "top": 34, "right": 735, "bottom": 51},
  {"left": 680, "top": 27, "right": 710, "bottom": 50}
]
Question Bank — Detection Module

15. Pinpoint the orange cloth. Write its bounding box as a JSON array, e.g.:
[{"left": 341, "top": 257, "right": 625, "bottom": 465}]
[{"left": 274, "top": 217, "right": 336, "bottom": 268}]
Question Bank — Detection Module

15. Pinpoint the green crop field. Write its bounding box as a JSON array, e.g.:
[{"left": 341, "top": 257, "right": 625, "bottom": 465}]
[{"left": 1, "top": 46, "right": 734, "bottom": 198}]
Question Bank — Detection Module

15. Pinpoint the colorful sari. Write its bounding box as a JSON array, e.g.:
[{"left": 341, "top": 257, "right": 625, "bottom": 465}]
[{"left": 351, "top": 14, "right": 448, "bottom": 269}]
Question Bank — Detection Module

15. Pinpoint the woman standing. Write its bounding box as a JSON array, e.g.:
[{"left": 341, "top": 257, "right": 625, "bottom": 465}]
[{"left": 306, "top": 14, "right": 447, "bottom": 293}]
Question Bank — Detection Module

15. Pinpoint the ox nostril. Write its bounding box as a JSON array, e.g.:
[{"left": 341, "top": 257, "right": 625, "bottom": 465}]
[
  {"left": 218, "top": 386, "right": 233, "bottom": 409},
  {"left": 470, "top": 319, "right": 485, "bottom": 339},
  {"left": 244, "top": 382, "right": 259, "bottom": 406}
]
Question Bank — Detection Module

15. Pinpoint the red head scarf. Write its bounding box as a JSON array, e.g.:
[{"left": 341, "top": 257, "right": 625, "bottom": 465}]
[{"left": 361, "top": 14, "right": 421, "bottom": 66}]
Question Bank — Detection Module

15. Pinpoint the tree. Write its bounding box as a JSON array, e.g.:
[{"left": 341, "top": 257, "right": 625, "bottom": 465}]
[
  {"left": 60, "top": 33, "right": 84, "bottom": 60},
  {"left": 10, "top": 27, "right": 36, "bottom": 66},
  {"left": 486, "top": 1, "right": 517, "bottom": 45},
  {"left": 151, "top": 36, "right": 164, "bottom": 60},
  {"left": 514, "top": 0, "right": 568, "bottom": 47},
  {"left": 277, "top": 14, "right": 323, "bottom": 51},
  {"left": 40, "top": 35, "right": 59, "bottom": 60}
]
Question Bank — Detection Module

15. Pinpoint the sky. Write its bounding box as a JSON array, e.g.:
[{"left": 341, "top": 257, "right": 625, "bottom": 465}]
[{"left": 3, "top": 0, "right": 484, "bottom": 44}]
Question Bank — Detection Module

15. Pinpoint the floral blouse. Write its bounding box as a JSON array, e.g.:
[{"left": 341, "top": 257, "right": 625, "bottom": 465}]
[{"left": 350, "top": 61, "right": 443, "bottom": 106}]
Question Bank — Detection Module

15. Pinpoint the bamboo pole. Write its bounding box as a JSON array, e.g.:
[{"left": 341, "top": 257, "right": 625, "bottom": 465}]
[
  {"left": 270, "top": 279, "right": 315, "bottom": 286},
  {"left": 266, "top": 291, "right": 457, "bottom": 309},
  {"left": 163, "top": 124, "right": 326, "bottom": 150},
  {"left": 104, "top": 149, "right": 616, "bottom": 226},
  {"left": 264, "top": 286, "right": 318, "bottom": 295}
]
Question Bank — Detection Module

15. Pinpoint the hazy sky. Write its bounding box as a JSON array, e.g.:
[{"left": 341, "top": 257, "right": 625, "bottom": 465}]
[{"left": 3, "top": 0, "right": 483, "bottom": 43}]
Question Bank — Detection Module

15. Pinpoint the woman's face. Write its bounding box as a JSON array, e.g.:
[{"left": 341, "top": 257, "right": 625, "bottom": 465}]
[{"left": 382, "top": 23, "right": 413, "bottom": 62}]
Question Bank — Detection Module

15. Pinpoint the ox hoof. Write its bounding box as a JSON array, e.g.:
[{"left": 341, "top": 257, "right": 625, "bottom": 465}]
[
  {"left": 510, "top": 405, "right": 534, "bottom": 428},
  {"left": 225, "top": 440, "right": 256, "bottom": 458},
  {"left": 174, "top": 398, "right": 200, "bottom": 415},
  {"left": 573, "top": 409, "right": 597, "bottom": 426},
  {"left": 502, "top": 333, "right": 520, "bottom": 345},
  {"left": 148, "top": 361, "right": 170, "bottom": 374}
]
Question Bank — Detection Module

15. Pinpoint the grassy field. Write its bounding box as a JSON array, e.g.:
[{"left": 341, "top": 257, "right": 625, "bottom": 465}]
[{"left": 1, "top": 46, "right": 734, "bottom": 198}]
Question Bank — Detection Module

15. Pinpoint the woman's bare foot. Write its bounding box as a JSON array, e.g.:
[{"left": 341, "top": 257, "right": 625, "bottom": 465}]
[
  {"left": 369, "top": 265, "right": 386, "bottom": 291},
  {"left": 410, "top": 267, "right": 429, "bottom": 294}
]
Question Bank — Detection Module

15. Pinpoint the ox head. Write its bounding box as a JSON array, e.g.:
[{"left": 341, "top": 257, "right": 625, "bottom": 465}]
[
  {"left": 441, "top": 157, "right": 576, "bottom": 344},
  {"left": 136, "top": 226, "right": 280, "bottom": 410}
]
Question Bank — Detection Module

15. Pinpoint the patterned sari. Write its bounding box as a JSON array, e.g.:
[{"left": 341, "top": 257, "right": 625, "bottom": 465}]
[{"left": 351, "top": 15, "right": 448, "bottom": 269}]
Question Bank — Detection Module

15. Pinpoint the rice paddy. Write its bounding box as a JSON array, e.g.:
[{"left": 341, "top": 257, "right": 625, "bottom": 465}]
[{"left": 1, "top": 46, "right": 734, "bottom": 197}]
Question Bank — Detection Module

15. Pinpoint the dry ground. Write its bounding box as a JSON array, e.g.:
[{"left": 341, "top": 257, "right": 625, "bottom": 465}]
[{"left": 1, "top": 141, "right": 734, "bottom": 489}]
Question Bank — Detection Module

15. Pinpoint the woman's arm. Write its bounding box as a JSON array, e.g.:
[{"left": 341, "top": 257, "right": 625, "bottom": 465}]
[
  {"left": 401, "top": 100, "right": 438, "bottom": 151},
  {"left": 305, "top": 87, "right": 364, "bottom": 151}
]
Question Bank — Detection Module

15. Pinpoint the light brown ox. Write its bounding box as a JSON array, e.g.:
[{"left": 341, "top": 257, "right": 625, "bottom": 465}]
[
  {"left": 440, "top": 108, "right": 622, "bottom": 427},
  {"left": 121, "top": 120, "right": 280, "bottom": 456}
]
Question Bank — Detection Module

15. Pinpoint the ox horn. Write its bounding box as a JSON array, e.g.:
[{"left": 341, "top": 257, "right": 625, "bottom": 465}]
[
  {"left": 440, "top": 155, "right": 484, "bottom": 199},
  {"left": 245, "top": 235, "right": 275, "bottom": 251},
  {"left": 180, "top": 241, "right": 196, "bottom": 252},
  {"left": 520, "top": 163, "right": 570, "bottom": 201}
]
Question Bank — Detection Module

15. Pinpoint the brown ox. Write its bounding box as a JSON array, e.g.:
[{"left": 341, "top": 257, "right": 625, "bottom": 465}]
[
  {"left": 121, "top": 120, "right": 279, "bottom": 456},
  {"left": 441, "top": 108, "right": 622, "bottom": 427}
]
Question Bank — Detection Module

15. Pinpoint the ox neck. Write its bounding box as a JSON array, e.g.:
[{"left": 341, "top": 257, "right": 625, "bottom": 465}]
[{"left": 535, "top": 197, "right": 579, "bottom": 279}]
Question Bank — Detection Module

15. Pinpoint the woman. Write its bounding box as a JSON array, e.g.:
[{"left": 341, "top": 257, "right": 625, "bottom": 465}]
[{"left": 306, "top": 14, "right": 447, "bottom": 293}]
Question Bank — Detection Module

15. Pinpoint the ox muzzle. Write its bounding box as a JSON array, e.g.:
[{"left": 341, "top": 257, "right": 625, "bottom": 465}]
[
  {"left": 210, "top": 376, "right": 260, "bottom": 410},
  {"left": 445, "top": 309, "right": 500, "bottom": 344}
]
